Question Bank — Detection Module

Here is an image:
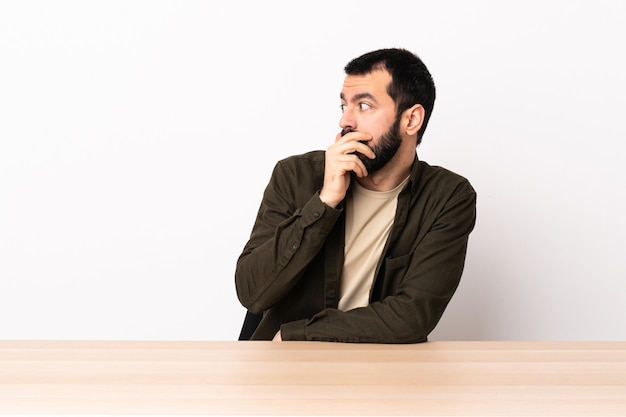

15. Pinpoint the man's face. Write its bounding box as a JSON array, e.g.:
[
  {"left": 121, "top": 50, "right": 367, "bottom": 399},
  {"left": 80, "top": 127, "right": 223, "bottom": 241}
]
[{"left": 339, "top": 70, "right": 401, "bottom": 175}]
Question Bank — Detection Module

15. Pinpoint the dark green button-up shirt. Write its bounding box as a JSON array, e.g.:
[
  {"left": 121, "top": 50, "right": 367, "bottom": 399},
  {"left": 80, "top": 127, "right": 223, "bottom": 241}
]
[{"left": 235, "top": 150, "right": 476, "bottom": 343}]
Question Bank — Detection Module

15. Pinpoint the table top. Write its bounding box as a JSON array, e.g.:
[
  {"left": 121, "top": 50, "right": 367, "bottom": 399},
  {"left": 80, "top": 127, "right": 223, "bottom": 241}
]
[{"left": 1, "top": 340, "right": 625, "bottom": 416}]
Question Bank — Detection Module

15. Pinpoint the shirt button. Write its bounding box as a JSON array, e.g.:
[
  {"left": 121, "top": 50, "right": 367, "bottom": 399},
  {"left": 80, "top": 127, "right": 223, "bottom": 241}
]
[
  {"left": 292, "top": 243, "right": 299, "bottom": 250},
  {"left": 313, "top": 211, "right": 320, "bottom": 218}
]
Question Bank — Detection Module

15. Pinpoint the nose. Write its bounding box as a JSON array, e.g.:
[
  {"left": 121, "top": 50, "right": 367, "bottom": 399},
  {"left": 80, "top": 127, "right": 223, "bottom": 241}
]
[{"left": 339, "top": 108, "right": 356, "bottom": 133}]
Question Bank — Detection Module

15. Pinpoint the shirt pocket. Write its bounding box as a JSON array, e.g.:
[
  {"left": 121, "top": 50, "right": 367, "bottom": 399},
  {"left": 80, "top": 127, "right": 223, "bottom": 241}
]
[{"left": 375, "top": 253, "right": 413, "bottom": 298}]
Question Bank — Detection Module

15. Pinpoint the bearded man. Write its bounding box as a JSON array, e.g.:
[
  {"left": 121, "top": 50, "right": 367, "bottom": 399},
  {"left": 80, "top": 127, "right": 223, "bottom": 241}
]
[{"left": 235, "top": 48, "right": 476, "bottom": 343}]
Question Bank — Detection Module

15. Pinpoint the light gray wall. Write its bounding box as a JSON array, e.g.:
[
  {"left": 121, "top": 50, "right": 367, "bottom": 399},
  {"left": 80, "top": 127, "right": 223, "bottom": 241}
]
[{"left": 1, "top": 0, "right": 624, "bottom": 341}]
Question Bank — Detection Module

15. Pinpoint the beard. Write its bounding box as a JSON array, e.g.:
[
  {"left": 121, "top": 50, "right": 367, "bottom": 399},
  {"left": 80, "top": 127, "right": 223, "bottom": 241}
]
[{"left": 356, "top": 117, "right": 402, "bottom": 175}]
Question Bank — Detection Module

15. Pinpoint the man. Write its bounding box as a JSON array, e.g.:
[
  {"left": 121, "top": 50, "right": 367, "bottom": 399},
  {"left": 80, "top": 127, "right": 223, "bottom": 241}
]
[{"left": 235, "top": 48, "right": 476, "bottom": 343}]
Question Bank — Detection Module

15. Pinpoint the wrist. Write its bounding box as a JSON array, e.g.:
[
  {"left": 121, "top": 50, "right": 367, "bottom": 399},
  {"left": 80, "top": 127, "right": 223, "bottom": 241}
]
[{"left": 319, "top": 190, "right": 341, "bottom": 208}]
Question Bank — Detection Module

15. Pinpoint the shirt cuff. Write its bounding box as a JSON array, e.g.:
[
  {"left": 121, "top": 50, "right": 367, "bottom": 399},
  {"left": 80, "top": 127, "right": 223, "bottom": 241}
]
[{"left": 280, "top": 319, "right": 307, "bottom": 341}]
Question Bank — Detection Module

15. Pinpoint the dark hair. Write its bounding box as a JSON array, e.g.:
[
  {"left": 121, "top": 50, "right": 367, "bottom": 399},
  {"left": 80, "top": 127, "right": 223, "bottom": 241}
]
[{"left": 344, "top": 48, "right": 436, "bottom": 145}]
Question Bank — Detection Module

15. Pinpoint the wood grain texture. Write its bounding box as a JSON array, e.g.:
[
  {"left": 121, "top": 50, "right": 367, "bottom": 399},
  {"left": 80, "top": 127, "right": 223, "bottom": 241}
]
[{"left": 1, "top": 340, "right": 625, "bottom": 415}]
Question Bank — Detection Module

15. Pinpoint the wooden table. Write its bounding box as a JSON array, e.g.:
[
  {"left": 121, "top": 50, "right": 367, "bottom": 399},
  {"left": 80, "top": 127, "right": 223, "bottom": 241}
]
[{"left": 1, "top": 340, "right": 625, "bottom": 416}]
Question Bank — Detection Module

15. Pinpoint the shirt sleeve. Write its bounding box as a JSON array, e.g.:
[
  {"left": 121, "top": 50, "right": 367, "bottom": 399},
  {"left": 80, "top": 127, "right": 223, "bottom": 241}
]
[{"left": 235, "top": 159, "right": 342, "bottom": 314}]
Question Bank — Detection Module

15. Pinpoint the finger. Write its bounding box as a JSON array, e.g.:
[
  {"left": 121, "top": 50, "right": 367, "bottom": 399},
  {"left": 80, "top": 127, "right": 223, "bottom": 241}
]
[
  {"left": 353, "top": 142, "right": 376, "bottom": 159},
  {"left": 330, "top": 137, "right": 364, "bottom": 153},
  {"left": 334, "top": 154, "right": 368, "bottom": 178},
  {"left": 349, "top": 159, "right": 369, "bottom": 178},
  {"left": 334, "top": 140, "right": 375, "bottom": 160},
  {"left": 336, "top": 130, "right": 372, "bottom": 145}
]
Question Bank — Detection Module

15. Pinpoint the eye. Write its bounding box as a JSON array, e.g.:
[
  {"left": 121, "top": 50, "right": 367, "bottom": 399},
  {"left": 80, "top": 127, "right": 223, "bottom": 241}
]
[
  {"left": 359, "top": 102, "right": 371, "bottom": 111},
  {"left": 340, "top": 104, "right": 346, "bottom": 113}
]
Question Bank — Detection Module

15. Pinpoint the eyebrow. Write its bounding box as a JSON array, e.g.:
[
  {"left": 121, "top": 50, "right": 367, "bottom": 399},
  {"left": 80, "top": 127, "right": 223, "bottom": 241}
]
[{"left": 340, "top": 92, "right": 378, "bottom": 103}]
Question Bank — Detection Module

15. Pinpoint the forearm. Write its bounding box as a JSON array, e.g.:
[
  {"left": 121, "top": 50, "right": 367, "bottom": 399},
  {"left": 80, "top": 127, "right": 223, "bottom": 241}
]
[
  {"left": 279, "top": 303, "right": 429, "bottom": 343},
  {"left": 235, "top": 192, "right": 341, "bottom": 313},
  {"left": 279, "top": 260, "right": 463, "bottom": 344}
]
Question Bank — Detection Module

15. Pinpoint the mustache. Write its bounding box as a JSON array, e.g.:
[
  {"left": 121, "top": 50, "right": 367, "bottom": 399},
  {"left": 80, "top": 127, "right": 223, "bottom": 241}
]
[{"left": 341, "top": 127, "right": 355, "bottom": 136}]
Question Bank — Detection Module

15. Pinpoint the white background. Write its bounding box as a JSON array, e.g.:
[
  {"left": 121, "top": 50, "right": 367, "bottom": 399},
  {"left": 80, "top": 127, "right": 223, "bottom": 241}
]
[{"left": 1, "top": 0, "right": 625, "bottom": 341}]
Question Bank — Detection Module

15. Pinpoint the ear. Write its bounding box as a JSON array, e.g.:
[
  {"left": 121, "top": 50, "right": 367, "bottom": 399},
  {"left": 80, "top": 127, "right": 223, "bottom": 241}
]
[{"left": 403, "top": 104, "right": 425, "bottom": 136}]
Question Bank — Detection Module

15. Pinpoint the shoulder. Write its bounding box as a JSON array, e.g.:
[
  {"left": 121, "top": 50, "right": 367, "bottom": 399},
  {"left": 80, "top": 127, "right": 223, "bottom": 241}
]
[
  {"left": 412, "top": 160, "right": 475, "bottom": 199},
  {"left": 273, "top": 150, "right": 325, "bottom": 176},
  {"left": 268, "top": 150, "right": 326, "bottom": 191},
  {"left": 277, "top": 150, "right": 325, "bottom": 167}
]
